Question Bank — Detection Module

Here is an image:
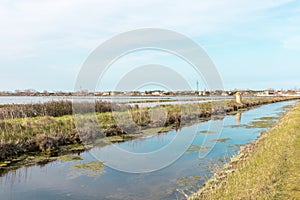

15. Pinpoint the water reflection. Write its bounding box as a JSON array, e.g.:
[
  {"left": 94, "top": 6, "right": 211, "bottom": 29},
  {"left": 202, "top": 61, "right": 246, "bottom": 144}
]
[
  {"left": 0, "top": 96, "right": 230, "bottom": 106},
  {"left": 235, "top": 112, "right": 242, "bottom": 124}
]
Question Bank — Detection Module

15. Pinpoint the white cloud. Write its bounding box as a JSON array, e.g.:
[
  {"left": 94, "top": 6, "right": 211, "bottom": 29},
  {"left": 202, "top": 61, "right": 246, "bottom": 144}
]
[
  {"left": 283, "top": 35, "right": 300, "bottom": 48},
  {"left": 0, "top": 0, "right": 299, "bottom": 91},
  {"left": 0, "top": 0, "right": 296, "bottom": 60}
]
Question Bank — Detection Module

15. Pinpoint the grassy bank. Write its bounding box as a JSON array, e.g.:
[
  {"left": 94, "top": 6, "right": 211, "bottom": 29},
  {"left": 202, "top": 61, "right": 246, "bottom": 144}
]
[
  {"left": 190, "top": 102, "right": 300, "bottom": 200},
  {"left": 0, "top": 97, "right": 299, "bottom": 162}
]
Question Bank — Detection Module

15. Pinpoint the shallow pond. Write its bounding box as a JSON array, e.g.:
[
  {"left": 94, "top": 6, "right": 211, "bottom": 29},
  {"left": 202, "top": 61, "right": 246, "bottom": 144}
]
[
  {"left": 0, "top": 96, "right": 227, "bottom": 104},
  {"left": 0, "top": 101, "right": 296, "bottom": 200},
  {"left": 0, "top": 95, "right": 242, "bottom": 108}
]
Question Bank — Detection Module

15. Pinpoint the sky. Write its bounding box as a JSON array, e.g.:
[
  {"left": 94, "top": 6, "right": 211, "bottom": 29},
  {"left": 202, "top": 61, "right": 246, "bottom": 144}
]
[{"left": 0, "top": 0, "right": 300, "bottom": 92}]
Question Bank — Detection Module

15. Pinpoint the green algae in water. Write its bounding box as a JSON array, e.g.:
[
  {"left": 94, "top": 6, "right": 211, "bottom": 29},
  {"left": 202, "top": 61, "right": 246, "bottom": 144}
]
[
  {"left": 176, "top": 176, "right": 203, "bottom": 186},
  {"left": 175, "top": 175, "right": 204, "bottom": 194},
  {"left": 276, "top": 105, "right": 293, "bottom": 111},
  {"left": 246, "top": 120, "right": 276, "bottom": 129},
  {"left": 198, "top": 162, "right": 208, "bottom": 168},
  {"left": 227, "top": 116, "right": 278, "bottom": 129},
  {"left": 59, "top": 155, "right": 83, "bottom": 162},
  {"left": 225, "top": 124, "right": 248, "bottom": 128},
  {"left": 228, "top": 144, "right": 243, "bottom": 149},
  {"left": 186, "top": 145, "right": 210, "bottom": 153},
  {"left": 211, "top": 138, "right": 232, "bottom": 143},
  {"left": 198, "top": 130, "right": 216, "bottom": 134},
  {"left": 241, "top": 115, "right": 279, "bottom": 129},
  {"left": 69, "top": 161, "right": 105, "bottom": 179},
  {"left": 254, "top": 116, "right": 278, "bottom": 121}
]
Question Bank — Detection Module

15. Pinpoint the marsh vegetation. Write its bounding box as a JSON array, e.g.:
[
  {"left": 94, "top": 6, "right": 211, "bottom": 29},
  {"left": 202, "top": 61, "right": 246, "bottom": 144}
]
[{"left": 0, "top": 96, "right": 299, "bottom": 165}]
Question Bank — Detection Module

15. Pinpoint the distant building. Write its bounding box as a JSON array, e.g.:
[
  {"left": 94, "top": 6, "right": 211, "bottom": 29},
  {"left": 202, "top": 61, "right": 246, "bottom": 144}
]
[{"left": 265, "top": 89, "right": 275, "bottom": 96}]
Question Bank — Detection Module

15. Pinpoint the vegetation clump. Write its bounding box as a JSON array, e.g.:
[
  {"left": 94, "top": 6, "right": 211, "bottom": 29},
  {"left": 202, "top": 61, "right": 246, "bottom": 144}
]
[
  {"left": 58, "top": 155, "right": 83, "bottom": 162},
  {"left": 211, "top": 138, "right": 231, "bottom": 143},
  {"left": 69, "top": 161, "right": 105, "bottom": 179},
  {"left": 198, "top": 130, "right": 216, "bottom": 134},
  {"left": 186, "top": 145, "right": 210, "bottom": 153}
]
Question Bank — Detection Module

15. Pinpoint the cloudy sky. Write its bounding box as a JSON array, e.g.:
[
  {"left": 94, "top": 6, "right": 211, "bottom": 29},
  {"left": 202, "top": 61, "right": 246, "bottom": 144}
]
[{"left": 0, "top": 0, "right": 299, "bottom": 91}]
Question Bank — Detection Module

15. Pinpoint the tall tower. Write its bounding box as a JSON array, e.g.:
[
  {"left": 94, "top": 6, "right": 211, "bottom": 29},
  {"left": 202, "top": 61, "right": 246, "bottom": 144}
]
[{"left": 196, "top": 80, "right": 199, "bottom": 92}]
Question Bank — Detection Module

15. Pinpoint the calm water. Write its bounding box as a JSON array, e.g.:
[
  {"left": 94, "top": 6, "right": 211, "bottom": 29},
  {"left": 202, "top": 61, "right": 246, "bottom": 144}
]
[
  {"left": 0, "top": 101, "right": 296, "bottom": 200},
  {"left": 0, "top": 96, "right": 230, "bottom": 108}
]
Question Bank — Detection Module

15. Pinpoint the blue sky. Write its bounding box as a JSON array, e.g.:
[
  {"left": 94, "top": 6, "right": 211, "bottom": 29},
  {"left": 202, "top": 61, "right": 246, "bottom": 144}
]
[{"left": 0, "top": 0, "right": 299, "bottom": 91}]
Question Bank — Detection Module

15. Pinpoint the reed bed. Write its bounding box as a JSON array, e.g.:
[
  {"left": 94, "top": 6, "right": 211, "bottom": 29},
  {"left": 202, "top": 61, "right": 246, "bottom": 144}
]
[{"left": 0, "top": 100, "right": 129, "bottom": 119}]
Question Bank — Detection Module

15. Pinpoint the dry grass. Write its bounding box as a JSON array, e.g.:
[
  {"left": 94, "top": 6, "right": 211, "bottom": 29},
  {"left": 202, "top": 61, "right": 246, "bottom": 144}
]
[
  {"left": 0, "top": 100, "right": 129, "bottom": 119},
  {"left": 190, "top": 102, "right": 300, "bottom": 200}
]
